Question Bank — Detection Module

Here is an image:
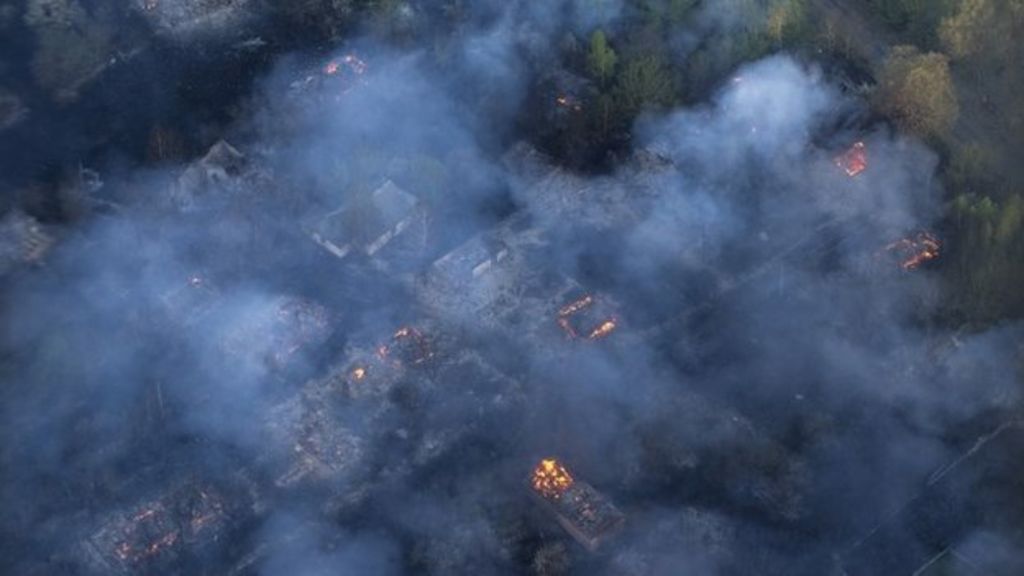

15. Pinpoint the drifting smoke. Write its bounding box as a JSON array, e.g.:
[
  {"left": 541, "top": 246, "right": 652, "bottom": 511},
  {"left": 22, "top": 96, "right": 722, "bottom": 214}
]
[{"left": 0, "top": 2, "right": 1021, "bottom": 576}]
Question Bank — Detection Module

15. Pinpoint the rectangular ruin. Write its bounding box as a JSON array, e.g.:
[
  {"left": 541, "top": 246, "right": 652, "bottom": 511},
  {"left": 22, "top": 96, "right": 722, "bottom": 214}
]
[
  {"left": 834, "top": 141, "right": 867, "bottom": 177},
  {"left": 81, "top": 480, "right": 241, "bottom": 575},
  {"left": 881, "top": 231, "right": 942, "bottom": 270},
  {"left": 529, "top": 459, "right": 625, "bottom": 552},
  {"left": 556, "top": 292, "right": 619, "bottom": 341}
]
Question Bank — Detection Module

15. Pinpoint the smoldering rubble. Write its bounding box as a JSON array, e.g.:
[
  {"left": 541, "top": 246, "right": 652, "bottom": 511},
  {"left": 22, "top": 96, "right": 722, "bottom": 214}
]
[{"left": 0, "top": 2, "right": 1022, "bottom": 576}]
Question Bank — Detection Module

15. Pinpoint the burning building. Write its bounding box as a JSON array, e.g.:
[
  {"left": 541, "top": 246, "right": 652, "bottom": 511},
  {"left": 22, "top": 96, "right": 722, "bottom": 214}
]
[
  {"left": 882, "top": 231, "right": 942, "bottom": 270},
  {"left": 289, "top": 53, "right": 370, "bottom": 104},
  {"left": 307, "top": 179, "right": 428, "bottom": 272},
  {"left": 78, "top": 477, "right": 258, "bottom": 575},
  {"left": 834, "top": 141, "right": 868, "bottom": 177},
  {"left": 556, "top": 292, "right": 620, "bottom": 341},
  {"left": 529, "top": 458, "right": 625, "bottom": 552}
]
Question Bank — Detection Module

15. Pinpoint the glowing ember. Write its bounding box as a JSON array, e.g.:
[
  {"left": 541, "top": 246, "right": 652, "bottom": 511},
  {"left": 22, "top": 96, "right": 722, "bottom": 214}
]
[
  {"left": 324, "top": 54, "right": 368, "bottom": 78},
  {"left": 390, "top": 326, "right": 433, "bottom": 364},
  {"left": 588, "top": 319, "right": 618, "bottom": 340},
  {"left": 884, "top": 231, "right": 942, "bottom": 270},
  {"left": 835, "top": 141, "right": 867, "bottom": 177},
  {"left": 532, "top": 458, "right": 574, "bottom": 500},
  {"left": 557, "top": 294, "right": 618, "bottom": 340},
  {"left": 559, "top": 295, "right": 594, "bottom": 318},
  {"left": 555, "top": 95, "right": 582, "bottom": 112},
  {"left": 342, "top": 54, "right": 368, "bottom": 75}
]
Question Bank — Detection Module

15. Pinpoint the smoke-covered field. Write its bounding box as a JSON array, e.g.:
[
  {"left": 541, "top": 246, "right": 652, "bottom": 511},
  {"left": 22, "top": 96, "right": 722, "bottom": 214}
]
[{"left": 1, "top": 2, "right": 1022, "bottom": 575}]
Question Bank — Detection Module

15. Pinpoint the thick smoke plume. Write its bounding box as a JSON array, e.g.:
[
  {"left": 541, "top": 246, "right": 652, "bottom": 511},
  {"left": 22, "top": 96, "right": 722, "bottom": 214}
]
[{"left": 0, "top": 2, "right": 1021, "bottom": 575}]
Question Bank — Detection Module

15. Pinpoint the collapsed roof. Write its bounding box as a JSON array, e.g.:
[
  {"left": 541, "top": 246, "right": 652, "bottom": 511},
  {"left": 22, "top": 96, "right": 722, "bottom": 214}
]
[
  {"left": 78, "top": 476, "right": 257, "bottom": 575},
  {"left": 169, "top": 141, "right": 270, "bottom": 213}
]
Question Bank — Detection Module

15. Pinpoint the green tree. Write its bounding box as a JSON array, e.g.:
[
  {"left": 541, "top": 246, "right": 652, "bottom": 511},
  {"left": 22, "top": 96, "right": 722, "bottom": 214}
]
[
  {"left": 766, "top": 0, "right": 809, "bottom": 46},
  {"left": 587, "top": 29, "right": 618, "bottom": 87},
  {"left": 995, "top": 194, "right": 1024, "bottom": 245},
  {"left": 612, "top": 53, "right": 675, "bottom": 119},
  {"left": 875, "top": 46, "right": 959, "bottom": 140},
  {"left": 947, "top": 193, "right": 1024, "bottom": 322},
  {"left": 939, "top": 0, "right": 996, "bottom": 59}
]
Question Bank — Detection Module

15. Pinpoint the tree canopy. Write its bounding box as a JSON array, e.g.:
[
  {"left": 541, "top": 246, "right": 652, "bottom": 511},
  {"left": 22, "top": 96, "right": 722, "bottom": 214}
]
[{"left": 875, "top": 46, "right": 959, "bottom": 140}]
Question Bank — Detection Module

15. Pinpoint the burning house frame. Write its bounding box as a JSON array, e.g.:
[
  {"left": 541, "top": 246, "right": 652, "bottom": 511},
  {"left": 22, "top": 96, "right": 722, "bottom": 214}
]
[
  {"left": 78, "top": 477, "right": 256, "bottom": 575},
  {"left": 307, "top": 179, "right": 428, "bottom": 272},
  {"left": 528, "top": 458, "right": 626, "bottom": 552},
  {"left": 422, "top": 217, "right": 627, "bottom": 351},
  {"left": 881, "top": 231, "right": 942, "bottom": 270},
  {"left": 834, "top": 141, "right": 868, "bottom": 178},
  {"left": 556, "top": 291, "right": 620, "bottom": 341},
  {"left": 290, "top": 53, "right": 370, "bottom": 102}
]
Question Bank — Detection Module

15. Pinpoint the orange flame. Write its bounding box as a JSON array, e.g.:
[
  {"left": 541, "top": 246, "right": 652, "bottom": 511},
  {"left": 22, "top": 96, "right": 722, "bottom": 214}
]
[
  {"left": 555, "top": 95, "right": 582, "bottom": 112},
  {"left": 835, "top": 141, "right": 867, "bottom": 177},
  {"left": 324, "top": 54, "right": 368, "bottom": 77},
  {"left": 559, "top": 295, "right": 594, "bottom": 318},
  {"left": 532, "top": 458, "right": 574, "bottom": 499},
  {"left": 557, "top": 295, "right": 618, "bottom": 340},
  {"left": 588, "top": 319, "right": 618, "bottom": 340},
  {"left": 884, "top": 231, "right": 941, "bottom": 270}
]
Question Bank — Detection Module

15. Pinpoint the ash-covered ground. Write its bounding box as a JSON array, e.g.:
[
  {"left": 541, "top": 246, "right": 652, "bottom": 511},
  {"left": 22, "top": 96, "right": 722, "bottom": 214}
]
[{"left": 1, "top": 2, "right": 1022, "bottom": 575}]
